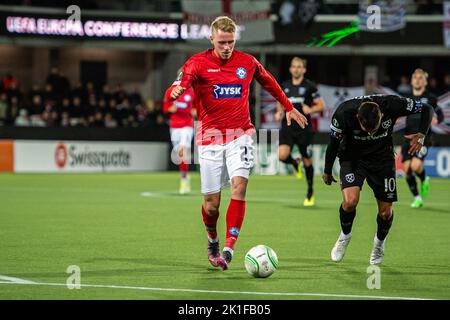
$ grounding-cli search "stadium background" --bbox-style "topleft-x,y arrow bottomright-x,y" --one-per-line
0,0 -> 450,301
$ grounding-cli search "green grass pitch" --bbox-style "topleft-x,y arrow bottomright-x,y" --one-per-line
0,172 -> 449,300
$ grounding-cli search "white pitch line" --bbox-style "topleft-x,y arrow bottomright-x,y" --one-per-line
0,280 -> 434,300
0,275 -> 36,284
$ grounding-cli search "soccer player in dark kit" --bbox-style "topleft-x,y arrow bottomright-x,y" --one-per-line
275,57 -> 326,206
322,94 -> 433,265
402,69 -> 444,208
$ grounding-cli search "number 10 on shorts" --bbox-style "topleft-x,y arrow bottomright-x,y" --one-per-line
384,178 -> 396,192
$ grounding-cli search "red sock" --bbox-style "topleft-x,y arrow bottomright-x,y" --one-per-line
201,206 -> 218,241
225,199 -> 246,251
180,161 -> 188,179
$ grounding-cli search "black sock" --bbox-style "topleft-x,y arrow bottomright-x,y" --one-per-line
304,165 -> 314,199
340,204 -> 356,235
281,155 -> 298,170
417,169 -> 426,182
376,212 -> 394,241
406,173 -> 419,197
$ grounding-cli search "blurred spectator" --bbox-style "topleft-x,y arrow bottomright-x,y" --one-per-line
2,73 -> 17,91
100,84 -> 112,101
7,81 -> 21,101
114,83 -> 127,103
108,98 -> 118,122
428,77 -> 441,96
14,109 -> 30,127
397,75 -> 412,95
91,111 -> 105,127
443,74 -> 450,95
129,87 -> 142,107
97,98 -> 108,115
0,71 -> 167,129
116,98 -> 137,127
72,82 -> 87,102
46,67 -> 71,99
7,96 -> 20,124
28,94 -> 44,116
0,93 -> 8,125
135,103 -> 150,127
69,96 -> 87,126
104,113 -> 118,128
60,111 -> 70,127
86,81 -> 97,102
42,83 -> 57,107
41,102 -> 59,127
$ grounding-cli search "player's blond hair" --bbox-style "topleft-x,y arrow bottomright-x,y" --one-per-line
413,68 -> 429,79
211,16 -> 237,35
291,57 -> 307,68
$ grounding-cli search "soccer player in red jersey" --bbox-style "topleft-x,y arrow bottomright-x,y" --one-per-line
168,16 -> 307,270
163,85 -> 197,194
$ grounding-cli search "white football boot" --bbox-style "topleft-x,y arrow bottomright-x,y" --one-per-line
331,232 -> 351,262
370,235 -> 385,265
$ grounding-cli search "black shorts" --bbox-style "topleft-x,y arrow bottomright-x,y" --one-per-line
401,140 -> 429,162
339,159 -> 398,203
279,126 -> 313,158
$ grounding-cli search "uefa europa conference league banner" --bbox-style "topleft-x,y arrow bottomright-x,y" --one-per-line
13,140 -> 168,173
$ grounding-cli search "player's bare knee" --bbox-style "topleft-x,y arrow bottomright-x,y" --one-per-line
204,202 -> 219,216
379,205 -> 393,220
411,162 -> 422,173
303,157 -> 312,167
278,151 -> 288,161
342,196 -> 359,212
204,195 -> 220,216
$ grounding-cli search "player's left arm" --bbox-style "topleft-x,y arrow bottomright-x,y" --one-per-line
305,85 -> 325,114
390,96 -> 433,155
309,97 -> 326,114
253,58 -> 307,128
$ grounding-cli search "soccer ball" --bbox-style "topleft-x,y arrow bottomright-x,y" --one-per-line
244,245 -> 278,278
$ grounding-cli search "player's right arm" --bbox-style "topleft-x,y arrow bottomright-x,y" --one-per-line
323,106 -> 344,185
167,59 -> 198,101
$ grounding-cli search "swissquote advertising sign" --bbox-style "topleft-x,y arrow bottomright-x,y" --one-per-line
13,140 -> 168,173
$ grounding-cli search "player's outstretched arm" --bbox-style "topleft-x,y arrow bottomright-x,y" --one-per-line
253,58 -> 307,128
286,108 -> 308,128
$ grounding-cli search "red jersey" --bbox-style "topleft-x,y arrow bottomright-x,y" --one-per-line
163,87 -> 196,128
169,49 -> 294,145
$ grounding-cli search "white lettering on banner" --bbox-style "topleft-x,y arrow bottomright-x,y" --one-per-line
68,145 -> 130,169
13,140 -> 168,173
437,149 -> 450,177
6,16 -> 181,39
181,0 -> 273,43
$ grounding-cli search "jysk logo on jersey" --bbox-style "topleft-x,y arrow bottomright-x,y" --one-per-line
236,67 -> 247,79
213,84 -> 243,98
